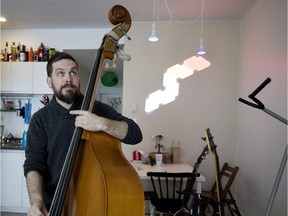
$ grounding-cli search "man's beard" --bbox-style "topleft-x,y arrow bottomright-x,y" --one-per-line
52,83 -> 81,104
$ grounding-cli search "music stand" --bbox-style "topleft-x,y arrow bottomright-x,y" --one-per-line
239,77 -> 287,216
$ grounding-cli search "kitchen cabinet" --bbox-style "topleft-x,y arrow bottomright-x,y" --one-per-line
22,153 -> 30,208
0,150 -> 29,213
11,62 -> 33,92
33,62 -> 52,93
0,62 -> 52,94
1,63 -> 11,91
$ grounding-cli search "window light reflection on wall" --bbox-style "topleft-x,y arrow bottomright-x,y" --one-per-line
145,55 -> 211,114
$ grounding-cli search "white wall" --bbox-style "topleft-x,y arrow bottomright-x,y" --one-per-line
122,20 -> 240,190
237,0 -> 287,215
1,28 -> 110,51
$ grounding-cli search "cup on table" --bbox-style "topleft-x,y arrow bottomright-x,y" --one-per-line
155,153 -> 163,166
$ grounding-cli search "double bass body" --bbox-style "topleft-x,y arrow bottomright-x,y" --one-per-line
64,132 -> 144,215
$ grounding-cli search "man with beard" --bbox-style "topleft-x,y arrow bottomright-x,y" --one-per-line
23,52 -> 143,216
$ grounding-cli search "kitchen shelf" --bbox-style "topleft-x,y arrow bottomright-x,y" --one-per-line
1,93 -> 33,98
0,109 -> 21,112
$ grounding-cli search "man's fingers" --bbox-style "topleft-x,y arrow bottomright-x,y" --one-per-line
69,110 -> 85,115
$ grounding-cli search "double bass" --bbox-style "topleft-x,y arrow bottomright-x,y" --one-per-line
49,5 -> 144,216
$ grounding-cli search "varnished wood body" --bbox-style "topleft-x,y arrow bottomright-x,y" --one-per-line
63,131 -> 145,215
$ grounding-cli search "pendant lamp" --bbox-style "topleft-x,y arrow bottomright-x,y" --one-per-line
101,70 -> 118,87
149,0 -> 159,42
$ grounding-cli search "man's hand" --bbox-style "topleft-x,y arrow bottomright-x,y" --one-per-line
69,110 -> 106,131
28,200 -> 48,216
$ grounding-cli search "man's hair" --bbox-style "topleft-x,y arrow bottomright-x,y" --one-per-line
46,52 -> 78,77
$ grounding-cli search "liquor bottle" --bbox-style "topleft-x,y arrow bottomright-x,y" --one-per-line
4,42 -> 9,62
38,42 -> 45,62
0,50 -> 4,62
43,47 -> 49,61
16,42 -> 21,61
10,42 -> 17,62
4,49 -> 9,62
28,47 -> 34,62
49,48 -> 56,60
20,45 -> 26,62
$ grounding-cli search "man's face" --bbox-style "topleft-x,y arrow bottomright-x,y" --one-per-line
47,59 -> 81,104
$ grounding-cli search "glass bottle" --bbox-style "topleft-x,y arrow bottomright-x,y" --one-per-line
16,42 -> 21,61
4,42 -> 9,62
10,42 -> 17,62
38,42 -> 45,62
20,45 -> 26,62
49,48 -> 56,60
0,50 -> 4,62
28,47 -> 34,62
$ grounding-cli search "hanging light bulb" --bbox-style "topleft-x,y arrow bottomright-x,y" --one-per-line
149,0 -> 159,42
197,34 -> 206,55
149,21 -> 159,42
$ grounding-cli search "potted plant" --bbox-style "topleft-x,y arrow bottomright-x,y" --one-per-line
154,134 -> 164,153
149,135 -> 170,164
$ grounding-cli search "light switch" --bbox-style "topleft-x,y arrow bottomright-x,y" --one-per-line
131,104 -> 138,113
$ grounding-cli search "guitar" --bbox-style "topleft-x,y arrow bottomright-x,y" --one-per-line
174,141 -> 209,215
204,128 -> 224,216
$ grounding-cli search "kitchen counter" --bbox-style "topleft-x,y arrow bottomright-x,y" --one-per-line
1,149 -> 30,212
1,145 -> 25,150
1,143 -> 25,150
1,137 -> 24,150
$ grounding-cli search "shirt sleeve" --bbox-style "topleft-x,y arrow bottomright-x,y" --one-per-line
23,113 -> 48,177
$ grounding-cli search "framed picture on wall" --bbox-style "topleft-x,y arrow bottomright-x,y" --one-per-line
100,93 -> 122,113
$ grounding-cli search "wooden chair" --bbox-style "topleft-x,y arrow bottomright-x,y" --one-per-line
201,162 -> 241,216
147,172 -> 191,216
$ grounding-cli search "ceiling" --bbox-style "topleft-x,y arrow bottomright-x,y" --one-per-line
1,0 -> 258,29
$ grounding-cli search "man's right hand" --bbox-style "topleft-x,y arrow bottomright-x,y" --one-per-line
28,200 -> 48,216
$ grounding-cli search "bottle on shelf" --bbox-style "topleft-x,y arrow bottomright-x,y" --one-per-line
19,44 -> 27,62
4,49 -> 9,62
43,47 -> 49,61
0,50 -> 4,62
16,42 -> 21,61
10,42 -> 17,62
37,42 -> 45,62
22,131 -> 27,148
4,42 -> 9,62
49,48 -> 56,60
3,42 -> 9,62
28,47 -> 34,62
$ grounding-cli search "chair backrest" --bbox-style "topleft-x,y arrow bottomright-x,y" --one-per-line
147,172 -> 191,200
210,162 -> 239,199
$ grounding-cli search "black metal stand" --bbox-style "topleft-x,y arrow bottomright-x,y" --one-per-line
239,77 -> 287,216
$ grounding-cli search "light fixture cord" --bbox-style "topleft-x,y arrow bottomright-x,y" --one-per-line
153,0 -> 156,21
200,0 -> 205,37
156,0 -> 203,26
